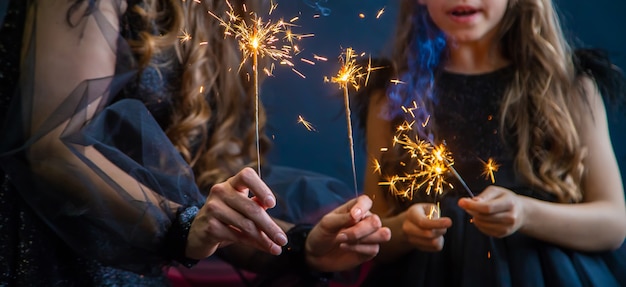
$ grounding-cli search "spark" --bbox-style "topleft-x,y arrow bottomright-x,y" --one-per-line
178,30 -> 192,43
427,202 -> 440,219
376,7 -> 385,19
313,54 -> 327,61
373,159 -> 382,175
365,55 -> 386,87
291,68 -> 306,78
380,104 -> 475,201
300,58 -> 315,65
297,115 -> 317,131
390,79 -> 406,85
359,13 -> 365,19
480,157 -> 500,183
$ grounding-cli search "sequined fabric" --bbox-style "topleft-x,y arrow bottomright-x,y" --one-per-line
432,66 -> 519,194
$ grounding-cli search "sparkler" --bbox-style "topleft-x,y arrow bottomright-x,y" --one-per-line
378,132 -> 454,201
209,1 -> 308,177
328,48 -> 366,196
297,115 -> 317,132
379,101 -> 476,202
480,157 -> 500,184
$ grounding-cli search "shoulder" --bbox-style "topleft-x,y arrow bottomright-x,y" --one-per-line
573,49 -> 626,112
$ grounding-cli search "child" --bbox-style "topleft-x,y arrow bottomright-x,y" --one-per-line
359,0 -> 626,285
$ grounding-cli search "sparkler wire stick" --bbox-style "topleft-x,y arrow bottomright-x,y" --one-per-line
343,84 -> 358,197
445,159 -> 474,197
329,48 -> 364,197
253,52 -> 261,178
210,2 -> 308,178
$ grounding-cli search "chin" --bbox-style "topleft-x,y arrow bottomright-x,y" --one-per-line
447,32 -> 487,44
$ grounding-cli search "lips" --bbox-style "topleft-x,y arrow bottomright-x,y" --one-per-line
447,5 -> 481,23
448,6 -> 480,17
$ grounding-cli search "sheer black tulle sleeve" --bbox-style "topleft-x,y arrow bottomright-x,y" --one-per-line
0,0 -> 204,274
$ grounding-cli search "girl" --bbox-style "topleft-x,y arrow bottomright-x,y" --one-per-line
0,0 -> 390,285
359,0 -> 626,285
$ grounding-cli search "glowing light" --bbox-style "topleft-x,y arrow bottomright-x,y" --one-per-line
480,157 -> 500,183
209,1 -> 309,177
297,115 -> 317,131
178,30 -> 192,43
376,7 -> 385,19
379,103 -> 475,201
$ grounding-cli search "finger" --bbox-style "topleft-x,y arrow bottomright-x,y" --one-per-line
338,215 -> 384,243
476,185 -> 503,201
472,210 -> 516,226
206,191 -> 287,247
318,196 -> 372,234
227,167 -> 276,209
404,221 -> 448,239
206,199 -> 283,249
346,195 -> 373,221
338,242 -> 380,258
459,196 -> 512,215
418,217 -> 453,230
341,227 -> 391,244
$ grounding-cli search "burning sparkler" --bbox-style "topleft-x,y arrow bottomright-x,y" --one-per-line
480,157 -> 500,184
327,48 -> 366,196
209,1 -> 308,177
378,102 -> 475,202
378,132 -> 454,201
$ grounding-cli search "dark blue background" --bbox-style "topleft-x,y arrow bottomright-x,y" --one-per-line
263,0 -> 625,191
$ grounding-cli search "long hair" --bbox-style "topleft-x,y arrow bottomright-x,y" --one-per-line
70,0 -> 269,191
389,0 -> 587,203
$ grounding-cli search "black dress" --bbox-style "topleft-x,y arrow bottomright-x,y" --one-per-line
362,66 -> 626,287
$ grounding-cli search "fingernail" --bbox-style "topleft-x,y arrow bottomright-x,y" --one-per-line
337,233 -> 348,242
264,196 -> 276,207
270,244 -> 282,255
352,208 -> 362,219
275,233 -> 288,246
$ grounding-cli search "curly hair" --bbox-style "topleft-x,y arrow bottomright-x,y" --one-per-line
388,0 -> 588,203
70,0 -> 270,192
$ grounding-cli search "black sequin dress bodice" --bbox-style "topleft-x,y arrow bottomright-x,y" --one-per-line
432,66 -> 519,194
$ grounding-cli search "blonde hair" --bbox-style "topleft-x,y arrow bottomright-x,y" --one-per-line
389,0 -> 588,203
127,0 -> 269,191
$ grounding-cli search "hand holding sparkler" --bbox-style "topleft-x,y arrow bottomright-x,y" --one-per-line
403,203 -> 452,252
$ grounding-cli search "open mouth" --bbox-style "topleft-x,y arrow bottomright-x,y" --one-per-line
449,7 -> 479,17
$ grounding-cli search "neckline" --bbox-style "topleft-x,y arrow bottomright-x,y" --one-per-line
440,65 -> 514,79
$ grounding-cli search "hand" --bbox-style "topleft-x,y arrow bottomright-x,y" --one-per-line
185,167 -> 287,259
402,203 -> 452,252
304,195 -> 391,273
458,185 -> 526,238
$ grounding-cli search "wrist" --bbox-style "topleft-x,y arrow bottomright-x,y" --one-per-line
284,223 -> 334,281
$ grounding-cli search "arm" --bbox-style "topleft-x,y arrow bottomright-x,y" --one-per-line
459,77 -> 626,251
10,0 -> 285,271
363,90 -> 451,263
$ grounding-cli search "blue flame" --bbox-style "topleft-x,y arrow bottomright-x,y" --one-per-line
389,5 -> 446,138
302,0 -> 332,16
